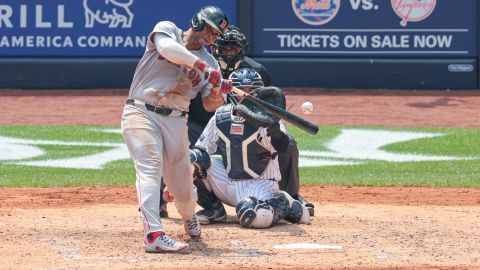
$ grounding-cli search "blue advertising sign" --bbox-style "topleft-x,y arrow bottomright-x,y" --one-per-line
0,0 -> 236,56
252,0 -> 477,57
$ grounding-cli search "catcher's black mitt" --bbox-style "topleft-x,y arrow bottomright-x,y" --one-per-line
236,86 -> 286,128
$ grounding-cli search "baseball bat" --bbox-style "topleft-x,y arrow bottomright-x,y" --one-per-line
231,87 -> 319,135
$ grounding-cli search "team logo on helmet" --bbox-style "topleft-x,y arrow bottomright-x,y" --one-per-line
392,0 -> 436,27
218,19 -> 228,31
291,0 -> 340,26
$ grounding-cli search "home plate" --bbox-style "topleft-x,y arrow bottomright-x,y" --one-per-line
273,243 -> 343,250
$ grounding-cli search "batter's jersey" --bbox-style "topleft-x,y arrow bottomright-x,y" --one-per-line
128,21 -> 220,111
195,106 -> 283,182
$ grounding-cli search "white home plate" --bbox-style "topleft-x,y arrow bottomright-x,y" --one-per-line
273,243 -> 342,250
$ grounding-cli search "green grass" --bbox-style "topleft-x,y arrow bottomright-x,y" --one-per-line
288,125 -> 480,188
0,126 -> 135,187
0,125 -> 479,188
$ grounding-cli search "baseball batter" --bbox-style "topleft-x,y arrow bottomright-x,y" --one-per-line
121,6 -> 231,253
193,68 -> 311,229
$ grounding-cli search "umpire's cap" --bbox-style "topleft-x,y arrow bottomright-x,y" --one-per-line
191,6 -> 229,36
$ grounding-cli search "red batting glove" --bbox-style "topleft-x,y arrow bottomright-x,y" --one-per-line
219,79 -> 232,94
205,67 -> 222,86
193,59 -> 222,85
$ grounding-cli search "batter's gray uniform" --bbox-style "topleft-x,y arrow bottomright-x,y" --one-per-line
121,21 -> 220,236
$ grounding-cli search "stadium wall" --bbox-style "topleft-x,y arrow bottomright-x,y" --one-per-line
0,0 -> 478,89
0,0 -> 237,89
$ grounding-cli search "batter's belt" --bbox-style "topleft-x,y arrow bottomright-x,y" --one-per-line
126,99 -> 187,117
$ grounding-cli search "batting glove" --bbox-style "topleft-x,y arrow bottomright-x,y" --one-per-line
193,59 -> 222,86
205,67 -> 222,86
219,79 -> 232,94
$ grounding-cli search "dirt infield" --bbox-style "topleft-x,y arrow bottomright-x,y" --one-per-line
0,89 -> 480,270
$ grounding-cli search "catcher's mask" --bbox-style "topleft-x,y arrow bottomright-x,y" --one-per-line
191,6 -> 229,37
227,67 -> 264,102
229,68 -> 263,91
212,26 -> 248,74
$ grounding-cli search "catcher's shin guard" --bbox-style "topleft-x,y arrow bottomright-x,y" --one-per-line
265,192 -> 291,223
235,197 -> 258,228
235,197 -> 274,229
266,191 -> 310,224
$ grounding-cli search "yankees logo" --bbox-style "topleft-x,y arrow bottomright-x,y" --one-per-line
391,0 -> 437,27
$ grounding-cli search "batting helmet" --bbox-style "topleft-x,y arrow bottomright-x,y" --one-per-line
191,6 -> 229,35
229,67 -> 264,90
212,26 -> 248,73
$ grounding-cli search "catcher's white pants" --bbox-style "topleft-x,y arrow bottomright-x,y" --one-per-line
204,157 -> 279,207
121,104 -> 196,235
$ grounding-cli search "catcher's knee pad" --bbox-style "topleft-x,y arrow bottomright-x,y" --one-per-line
265,192 -> 290,219
235,197 -> 274,229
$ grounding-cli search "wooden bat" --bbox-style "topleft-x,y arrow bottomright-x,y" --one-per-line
231,87 -> 319,135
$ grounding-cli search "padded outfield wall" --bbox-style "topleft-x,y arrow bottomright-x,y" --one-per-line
0,0 -> 478,89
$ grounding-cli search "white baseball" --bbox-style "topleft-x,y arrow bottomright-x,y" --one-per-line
301,101 -> 313,115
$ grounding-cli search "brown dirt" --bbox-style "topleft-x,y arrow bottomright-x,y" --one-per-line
0,89 -> 479,270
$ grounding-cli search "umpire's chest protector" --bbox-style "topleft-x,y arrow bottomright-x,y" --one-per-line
216,105 -> 272,179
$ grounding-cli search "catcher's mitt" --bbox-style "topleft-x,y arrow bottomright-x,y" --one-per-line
236,86 -> 286,128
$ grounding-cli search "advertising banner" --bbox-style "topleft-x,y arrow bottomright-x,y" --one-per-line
0,0 -> 236,56
252,0 -> 477,57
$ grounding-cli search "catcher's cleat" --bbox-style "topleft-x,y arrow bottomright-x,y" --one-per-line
159,202 -> 169,218
184,214 -> 201,240
196,204 -> 227,225
292,194 -> 315,217
143,231 -> 189,253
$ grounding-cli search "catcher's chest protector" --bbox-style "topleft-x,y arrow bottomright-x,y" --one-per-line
216,105 -> 273,179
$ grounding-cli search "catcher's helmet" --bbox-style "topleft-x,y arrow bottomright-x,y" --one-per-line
212,26 -> 248,73
229,68 -> 264,91
191,6 -> 229,35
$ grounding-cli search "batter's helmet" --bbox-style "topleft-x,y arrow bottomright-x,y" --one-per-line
212,26 -> 248,73
191,6 -> 229,35
229,67 -> 264,90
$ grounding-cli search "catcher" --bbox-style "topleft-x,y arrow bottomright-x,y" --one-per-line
190,67 -> 311,228
160,26 -> 314,220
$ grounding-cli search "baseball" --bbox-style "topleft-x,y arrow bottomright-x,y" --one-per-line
301,101 -> 313,114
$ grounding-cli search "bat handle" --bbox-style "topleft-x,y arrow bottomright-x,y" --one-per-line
230,87 -> 248,97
